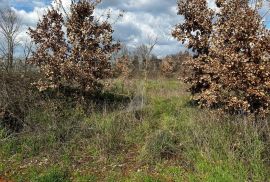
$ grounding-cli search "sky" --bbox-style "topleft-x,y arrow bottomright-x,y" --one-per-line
0,0 -> 269,57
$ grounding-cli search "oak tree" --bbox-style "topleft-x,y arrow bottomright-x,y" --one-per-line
28,0 -> 120,92
173,0 -> 270,117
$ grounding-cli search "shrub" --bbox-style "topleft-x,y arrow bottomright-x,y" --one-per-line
113,55 -> 133,79
161,52 -> 190,78
160,57 -> 175,78
28,0 -> 120,92
173,0 -> 270,118
0,71 -> 39,133
172,0 -> 214,93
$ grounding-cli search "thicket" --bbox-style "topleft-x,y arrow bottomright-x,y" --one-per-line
161,51 -> 190,78
173,0 -> 270,118
112,48 -> 189,80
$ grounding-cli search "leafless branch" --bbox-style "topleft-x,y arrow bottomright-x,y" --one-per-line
0,7 -> 21,71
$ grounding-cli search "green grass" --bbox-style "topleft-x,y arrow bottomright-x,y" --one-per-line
0,79 -> 269,181
32,167 -> 70,182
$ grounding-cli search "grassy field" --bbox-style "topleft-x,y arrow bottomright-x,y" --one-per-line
0,78 -> 269,181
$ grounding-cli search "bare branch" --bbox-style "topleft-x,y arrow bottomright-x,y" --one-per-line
0,7 -> 21,71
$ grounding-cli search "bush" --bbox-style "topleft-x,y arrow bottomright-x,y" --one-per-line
113,55 -> 133,79
173,0 -> 270,118
160,57 -> 175,78
0,71 -> 39,133
28,0 -> 120,93
160,51 -> 190,78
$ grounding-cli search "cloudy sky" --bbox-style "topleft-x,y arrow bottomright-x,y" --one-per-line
0,0 -> 270,57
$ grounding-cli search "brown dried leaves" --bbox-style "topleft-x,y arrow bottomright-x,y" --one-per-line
28,0 -> 120,92
173,0 -> 270,117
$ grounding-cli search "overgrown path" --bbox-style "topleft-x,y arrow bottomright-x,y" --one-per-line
0,79 -> 269,181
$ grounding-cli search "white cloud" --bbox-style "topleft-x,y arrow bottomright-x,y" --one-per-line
7,0 -> 270,57
9,0 -> 185,57
14,7 -> 47,26
97,0 -> 184,57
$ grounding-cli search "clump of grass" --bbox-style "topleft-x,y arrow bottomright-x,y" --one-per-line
140,129 -> 181,164
0,128 -> 8,140
74,174 -> 97,182
33,167 -> 70,182
178,113 -> 270,181
127,171 -> 163,182
89,114 -> 126,155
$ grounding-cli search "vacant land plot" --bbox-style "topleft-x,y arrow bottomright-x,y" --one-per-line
0,79 -> 269,181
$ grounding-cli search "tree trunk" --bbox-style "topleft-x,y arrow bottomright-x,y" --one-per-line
7,36 -> 13,71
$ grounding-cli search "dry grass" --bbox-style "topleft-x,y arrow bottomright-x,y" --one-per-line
0,73 -> 269,181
